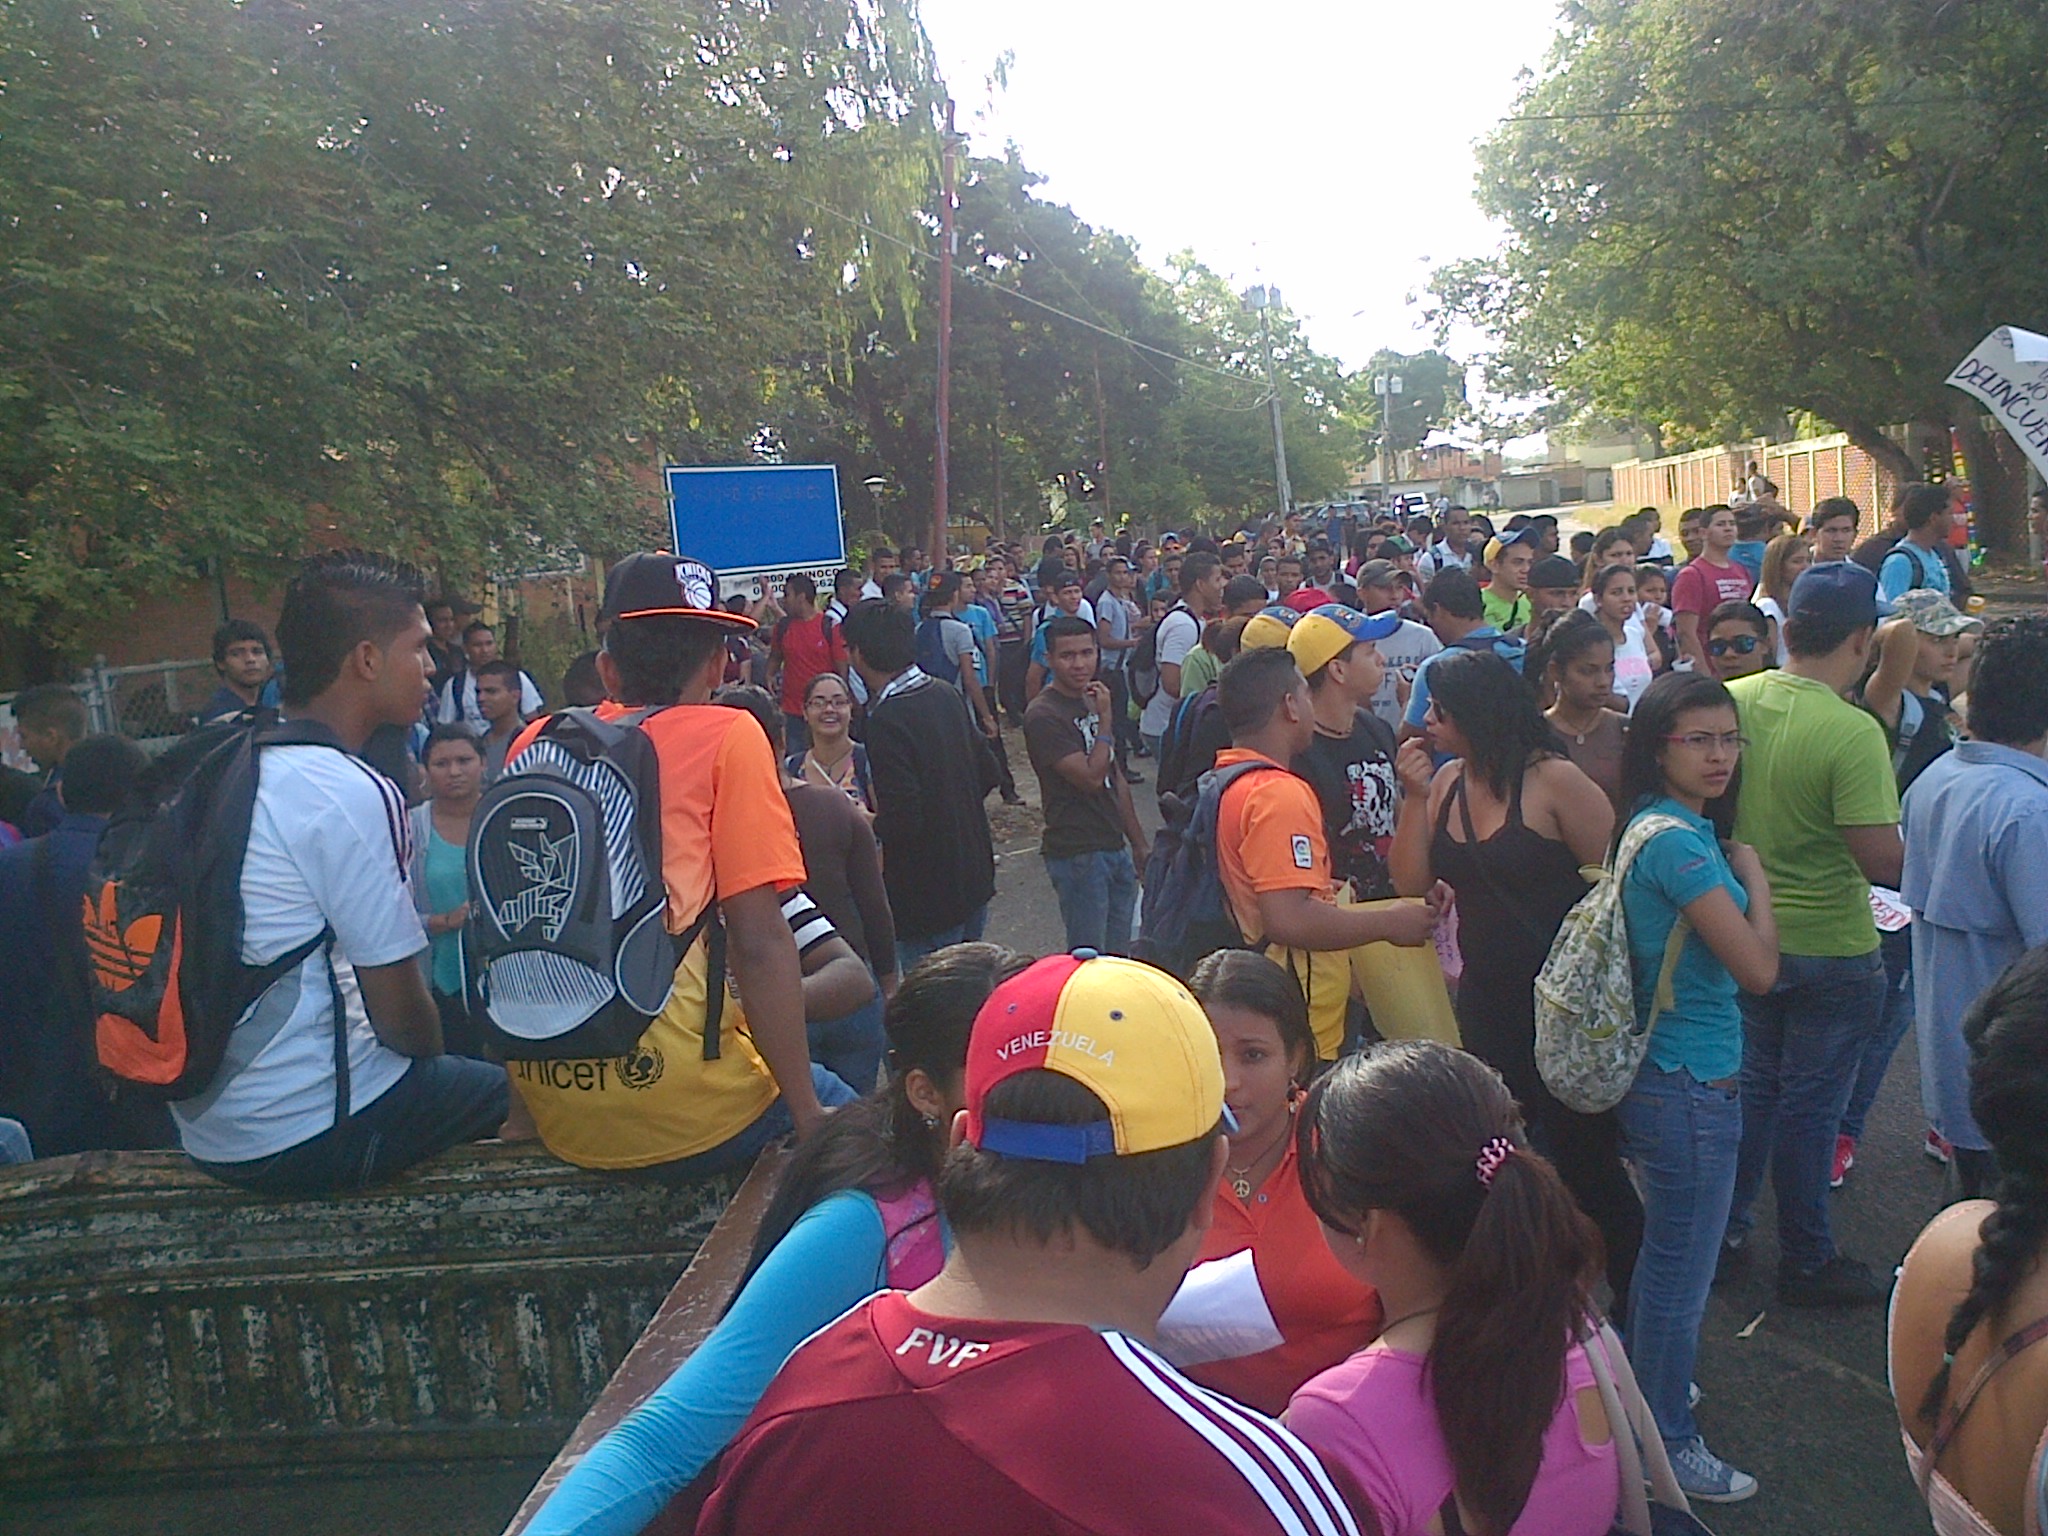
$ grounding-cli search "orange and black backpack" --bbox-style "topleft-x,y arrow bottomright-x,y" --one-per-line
84,716 -> 348,1102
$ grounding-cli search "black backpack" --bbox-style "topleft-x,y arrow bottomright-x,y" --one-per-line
88,717 -> 352,1106
1136,759 -> 1282,979
467,708 -> 724,1061
1156,682 -> 1221,801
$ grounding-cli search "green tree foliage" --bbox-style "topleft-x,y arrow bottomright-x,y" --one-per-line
0,0 -> 938,668
1432,0 -> 2048,545
1362,349 -> 1467,453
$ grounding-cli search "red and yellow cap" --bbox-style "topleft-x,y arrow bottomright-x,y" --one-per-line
963,953 -> 1231,1163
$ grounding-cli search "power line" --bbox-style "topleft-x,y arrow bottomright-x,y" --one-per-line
801,194 -> 1277,394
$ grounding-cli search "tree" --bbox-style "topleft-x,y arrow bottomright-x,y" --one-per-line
1432,0 -> 2048,546
0,0 -> 939,674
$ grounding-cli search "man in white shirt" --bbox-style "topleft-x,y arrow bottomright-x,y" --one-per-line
439,620 -> 542,731
1138,551 -> 1225,756
181,553 -> 510,1197
1415,507 -> 1475,583
1354,560 -> 1441,730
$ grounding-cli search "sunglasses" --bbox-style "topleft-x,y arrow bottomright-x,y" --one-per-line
1708,634 -> 1761,657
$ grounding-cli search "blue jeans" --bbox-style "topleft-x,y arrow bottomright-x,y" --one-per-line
809,985 -> 886,1096
635,1063 -> 860,1184
1617,1065 -> 1742,1448
896,905 -> 989,979
1726,949 -> 1885,1272
0,1116 -> 30,1164
1043,846 -> 1139,955
194,1055 -> 510,1198
1841,925 -> 1912,1143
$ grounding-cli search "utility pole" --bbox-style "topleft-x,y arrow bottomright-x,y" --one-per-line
933,99 -> 958,567
1092,342 -> 1112,527
1244,285 -> 1292,519
1375,371 -> 1404,494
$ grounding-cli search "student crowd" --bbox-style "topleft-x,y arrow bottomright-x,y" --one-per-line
1,476 -> 2046,1536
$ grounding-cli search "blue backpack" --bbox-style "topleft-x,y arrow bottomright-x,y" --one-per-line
1137,759 -> 1282,979
914,615 -> 960,686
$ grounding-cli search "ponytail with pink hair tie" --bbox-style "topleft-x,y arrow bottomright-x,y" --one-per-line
1474,1136 -> 1516,1190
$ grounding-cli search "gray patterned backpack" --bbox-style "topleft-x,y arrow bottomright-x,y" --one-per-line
1534,812 -> 1692,1114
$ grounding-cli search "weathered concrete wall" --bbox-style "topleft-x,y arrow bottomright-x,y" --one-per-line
0,1146 -> 739,1483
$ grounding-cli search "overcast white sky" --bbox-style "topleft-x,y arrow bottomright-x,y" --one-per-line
914,0 -> 1564,376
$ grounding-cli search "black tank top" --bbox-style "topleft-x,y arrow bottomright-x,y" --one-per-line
1430,765 -> 1589,994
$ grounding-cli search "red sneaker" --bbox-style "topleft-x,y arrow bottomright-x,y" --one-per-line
1830,1135 -> 1856,1190
1925,1128 -> 1954,1165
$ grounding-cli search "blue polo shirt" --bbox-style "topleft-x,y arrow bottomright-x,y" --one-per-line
1621,797 -> 1748,1083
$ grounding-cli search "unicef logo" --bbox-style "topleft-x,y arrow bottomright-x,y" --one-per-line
618,1043 -> 665,1090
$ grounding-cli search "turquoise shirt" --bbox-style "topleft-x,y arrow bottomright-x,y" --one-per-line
424,827 -> 468,996
1621,797 -> 1748,1083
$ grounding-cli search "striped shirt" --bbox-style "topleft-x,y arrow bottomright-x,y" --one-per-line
696,1290 -> 1358,1536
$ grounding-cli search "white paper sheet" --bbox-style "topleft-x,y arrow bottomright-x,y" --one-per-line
1870,885 -> 1911,934
1153,1248 -> 1285,1367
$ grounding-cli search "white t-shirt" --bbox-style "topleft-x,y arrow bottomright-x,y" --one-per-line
1368,618 -> 1442,730
172,745 -> 424,1164
1754,595 -> 1791,666
1141,606 -> 1203,736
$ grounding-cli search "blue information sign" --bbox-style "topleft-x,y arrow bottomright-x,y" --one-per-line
665,464 -> 846,585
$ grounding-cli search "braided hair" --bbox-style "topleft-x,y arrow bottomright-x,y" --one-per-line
1918,943 -> 2048,1425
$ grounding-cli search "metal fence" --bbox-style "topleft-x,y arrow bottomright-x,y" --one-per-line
0,657 -> 218,766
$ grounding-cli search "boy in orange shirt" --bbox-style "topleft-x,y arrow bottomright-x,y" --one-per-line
502,553 -> 855,1176
1210,646 -> 1445,1057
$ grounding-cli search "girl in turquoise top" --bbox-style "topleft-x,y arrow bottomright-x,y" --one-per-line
407,724 -> 487,1058
525,943 -> 1028,1536
1613,672 -> 1779,1504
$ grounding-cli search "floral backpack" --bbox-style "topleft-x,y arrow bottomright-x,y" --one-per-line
1533,812 -> 1693,1115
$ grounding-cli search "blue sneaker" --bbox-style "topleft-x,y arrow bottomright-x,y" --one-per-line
1667,1438 -> 1758,1503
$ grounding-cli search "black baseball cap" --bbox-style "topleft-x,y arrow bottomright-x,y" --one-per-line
600,552 -> 755,629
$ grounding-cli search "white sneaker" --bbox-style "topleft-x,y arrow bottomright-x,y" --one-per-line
1667,1438 -> 1759,1503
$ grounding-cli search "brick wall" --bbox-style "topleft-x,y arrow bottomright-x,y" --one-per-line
1612,433 -> 1905,540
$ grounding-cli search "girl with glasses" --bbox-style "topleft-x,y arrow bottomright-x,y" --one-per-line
790,671 -> 874,814
1704,601 -> 1772,682
1610,671 -> 1780,1502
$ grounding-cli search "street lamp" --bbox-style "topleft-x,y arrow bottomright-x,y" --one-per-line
1374,373 -> 1403,493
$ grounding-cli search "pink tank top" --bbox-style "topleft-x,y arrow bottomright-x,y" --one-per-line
1287,1342 -> 1619,1536
873,1180 -> 944,1290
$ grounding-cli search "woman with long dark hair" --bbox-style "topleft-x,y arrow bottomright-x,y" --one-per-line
1168,952 -> 1382,1413
1389,649 -> 1641,1306
524,944 -> 1028,1536
1531,611 -> 1625,810
1289,1040 -> 1619,1535
1893,943 -> 2048,1536
1611,671 -> 1778,1503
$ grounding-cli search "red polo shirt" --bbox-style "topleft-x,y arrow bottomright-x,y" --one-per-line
694,1291 -> 1360,1536
1187,1138 -> 1384,1415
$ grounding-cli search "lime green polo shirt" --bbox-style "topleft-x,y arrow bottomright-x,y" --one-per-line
1729,669 -> 1900,956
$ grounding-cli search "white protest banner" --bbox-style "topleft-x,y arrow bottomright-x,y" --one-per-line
1947,327 -> 2048,481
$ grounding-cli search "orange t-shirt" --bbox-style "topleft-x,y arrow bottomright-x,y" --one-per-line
503,702 -> 809,1168
1187,1137 -> 1383,1414
1213,748 -> 1336,943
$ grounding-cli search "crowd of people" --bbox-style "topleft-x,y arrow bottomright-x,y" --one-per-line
2,476 -> 2047,1535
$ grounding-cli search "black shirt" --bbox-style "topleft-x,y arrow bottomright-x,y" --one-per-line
1024,687 -> 1125,859
863,674 -> 997,941
1292,709 -> 1400,900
